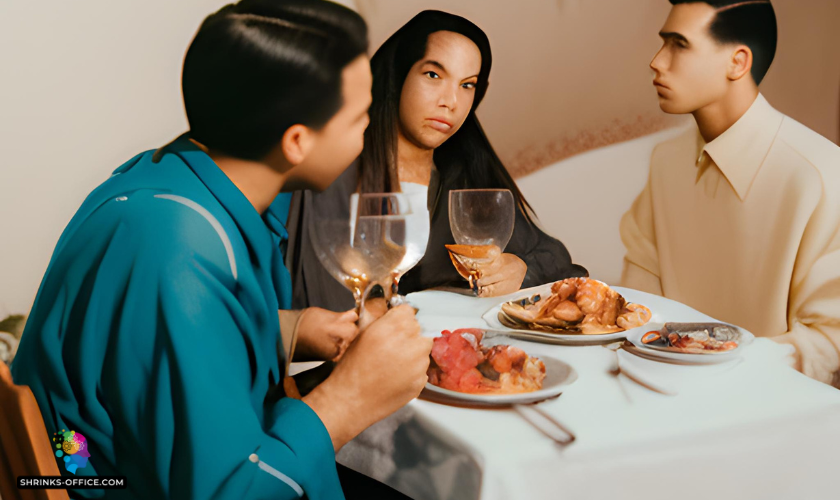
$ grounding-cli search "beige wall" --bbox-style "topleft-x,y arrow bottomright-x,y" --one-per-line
0,0 -> 230,316
760,0 -> 840,146
357,0 -> 840,176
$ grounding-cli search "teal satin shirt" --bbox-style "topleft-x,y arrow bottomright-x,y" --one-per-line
12,136 -> 343,499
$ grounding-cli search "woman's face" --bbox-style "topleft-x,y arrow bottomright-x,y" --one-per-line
398,30 -> 482,151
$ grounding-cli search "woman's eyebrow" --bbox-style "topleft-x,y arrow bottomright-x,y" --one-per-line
422,60 -> 447,73
422,60 -> 478,80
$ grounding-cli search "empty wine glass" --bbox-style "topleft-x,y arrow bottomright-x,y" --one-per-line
353,190 -> 430,306
310,193 -> 408,315
448,189 -> 515,294
353,192 -> 426,307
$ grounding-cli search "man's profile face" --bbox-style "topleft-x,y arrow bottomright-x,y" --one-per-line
284,55 -> 372,192
650,3 -> 733,115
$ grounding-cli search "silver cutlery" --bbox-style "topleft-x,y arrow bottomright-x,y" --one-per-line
605,342 -> 678,396
512,403 -> 576,446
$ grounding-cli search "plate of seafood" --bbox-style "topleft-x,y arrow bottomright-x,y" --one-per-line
624,322 -> 755,364
481,278 -> 658,345
423,328 -> 577,406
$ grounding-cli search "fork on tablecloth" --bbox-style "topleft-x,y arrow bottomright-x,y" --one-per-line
512,403 -> 576,446
604,342 -> 678,396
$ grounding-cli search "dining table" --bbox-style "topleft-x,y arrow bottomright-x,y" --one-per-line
320,285 -> 840,500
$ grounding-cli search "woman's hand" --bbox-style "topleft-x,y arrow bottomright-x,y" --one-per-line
293,307 -> 359,362
475,253 -> 527,297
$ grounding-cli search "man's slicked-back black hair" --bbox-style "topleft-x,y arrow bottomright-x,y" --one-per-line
182,0 -> 368,160
669,0 -> 777,85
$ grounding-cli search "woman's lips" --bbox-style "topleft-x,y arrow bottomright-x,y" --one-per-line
426,118 -> 452,132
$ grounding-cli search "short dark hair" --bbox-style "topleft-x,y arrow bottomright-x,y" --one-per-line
182,0 -> 368,160
669,0 -> 777,85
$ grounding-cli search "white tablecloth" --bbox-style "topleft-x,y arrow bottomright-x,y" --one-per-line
336,288 -> 840,500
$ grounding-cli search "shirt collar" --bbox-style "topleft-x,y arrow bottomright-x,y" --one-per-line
266,193 -> 292,242
161,133 -> 284,252
697,93 -> 784,201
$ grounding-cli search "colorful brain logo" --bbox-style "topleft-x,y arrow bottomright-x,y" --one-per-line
53,430 -> 90,474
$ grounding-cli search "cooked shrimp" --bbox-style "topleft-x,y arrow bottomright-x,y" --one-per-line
486,345 -> 528,373
552,300 -> 584,322
617,303 -> 652,330
575,279 -> 611,315
551,278 -> 581,301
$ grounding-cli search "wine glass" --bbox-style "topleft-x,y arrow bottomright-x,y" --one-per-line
352,192 -> 426,307
448,189 -> 515,294
310,193 -> 408,315
353,190 -> 430,305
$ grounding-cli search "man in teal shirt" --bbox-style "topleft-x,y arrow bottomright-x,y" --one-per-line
12,1 -> 432,498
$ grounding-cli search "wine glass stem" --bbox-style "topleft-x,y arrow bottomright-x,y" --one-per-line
352,286 -> 363,318
390,274 -> 405,307
468,270 -> 480,296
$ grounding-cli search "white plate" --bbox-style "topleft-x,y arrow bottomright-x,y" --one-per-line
422,354 -> 577,407
624,322 -> 755,364
481,283 -> 661,346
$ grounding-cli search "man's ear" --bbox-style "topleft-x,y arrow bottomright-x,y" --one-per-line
728,45 -> 753,82
281,124 -> 316,166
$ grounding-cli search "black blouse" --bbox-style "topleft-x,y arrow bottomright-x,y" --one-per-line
285,164 -> 587,312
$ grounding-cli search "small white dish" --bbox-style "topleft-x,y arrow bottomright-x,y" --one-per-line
624,322 -> 755,365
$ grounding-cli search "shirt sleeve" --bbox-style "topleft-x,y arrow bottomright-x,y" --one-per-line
107,200 -> 344,500
619,166 -> 663,296
772,229 -> 840,387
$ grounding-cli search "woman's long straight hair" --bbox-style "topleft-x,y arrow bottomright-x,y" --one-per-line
357,10 -> 534,220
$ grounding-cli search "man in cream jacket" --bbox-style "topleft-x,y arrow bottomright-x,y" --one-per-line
621,0 -> 840,386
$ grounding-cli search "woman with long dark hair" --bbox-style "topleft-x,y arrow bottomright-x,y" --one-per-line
284,10 -> 586,311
